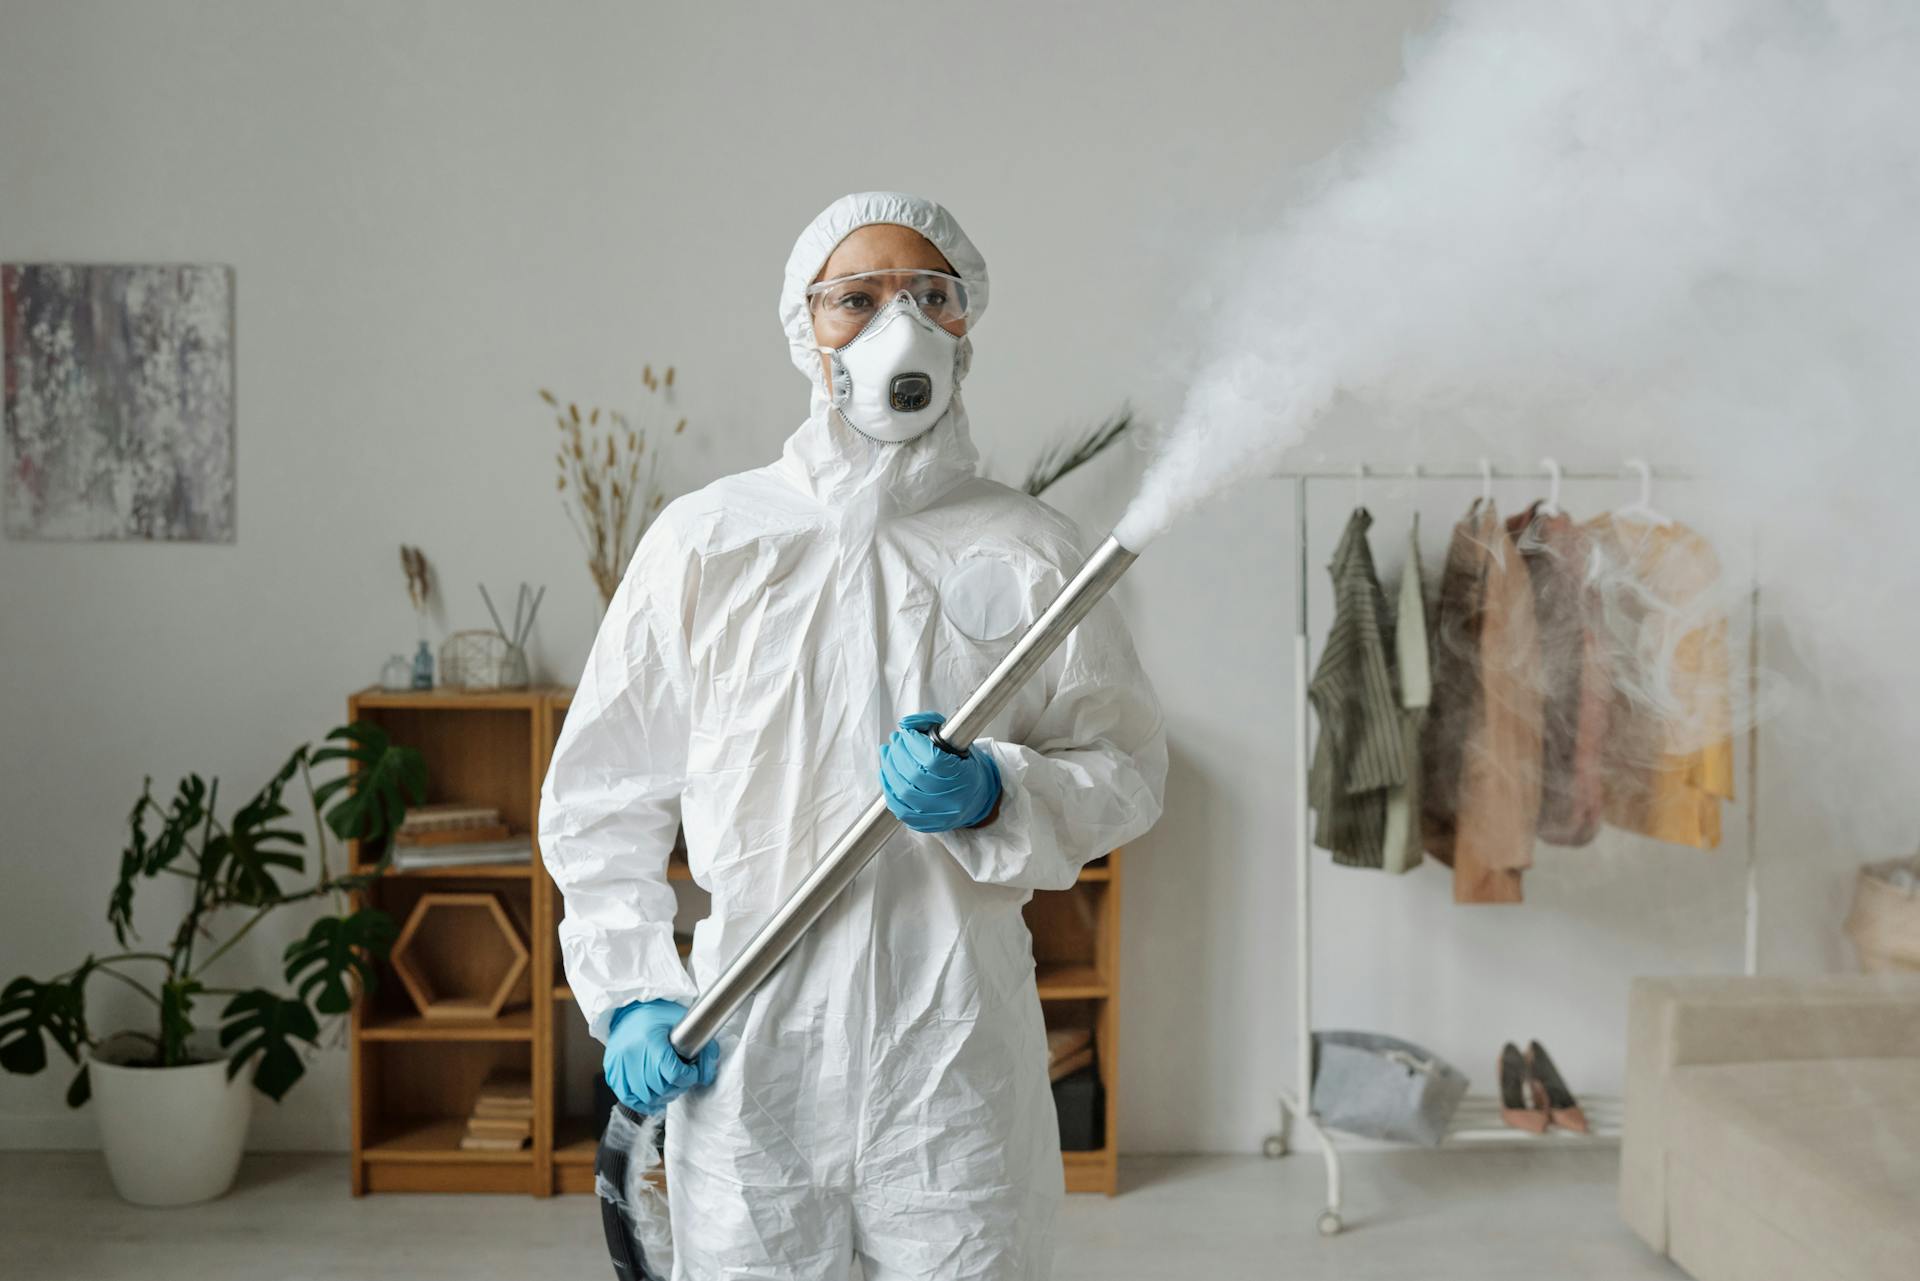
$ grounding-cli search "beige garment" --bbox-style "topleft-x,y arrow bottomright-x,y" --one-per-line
1422,501 -> 1543,904
1380,518 -> 1430,874
1508,502 -> 1610,846
1585,514 -> 1735,849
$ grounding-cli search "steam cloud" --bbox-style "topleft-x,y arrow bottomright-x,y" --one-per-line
1117,0 -> 1920,849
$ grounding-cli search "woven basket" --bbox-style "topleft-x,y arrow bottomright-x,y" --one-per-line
1844,858 -> 1920,974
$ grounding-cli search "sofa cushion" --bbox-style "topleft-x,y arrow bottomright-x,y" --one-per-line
1667,1057 -> 1920,1281
1667,1159 -> 1834,1281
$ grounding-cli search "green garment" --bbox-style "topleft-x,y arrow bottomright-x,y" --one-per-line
1307,508 -> 1407,868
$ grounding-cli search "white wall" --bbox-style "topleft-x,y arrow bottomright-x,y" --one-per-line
1,0 -> 1852,1157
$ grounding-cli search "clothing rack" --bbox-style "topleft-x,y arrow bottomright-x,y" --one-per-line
1264,463 -> 1762,1237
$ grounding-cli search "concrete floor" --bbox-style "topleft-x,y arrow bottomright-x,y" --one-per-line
0,1148 -> 1685,1280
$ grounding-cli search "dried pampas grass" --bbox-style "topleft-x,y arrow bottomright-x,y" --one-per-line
540,370 -> 688,609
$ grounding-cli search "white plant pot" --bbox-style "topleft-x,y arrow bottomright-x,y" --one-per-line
84,1031 -> 254,1207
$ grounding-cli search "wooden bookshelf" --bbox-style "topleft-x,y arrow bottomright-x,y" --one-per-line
345,685 -> 564,1197
1030,851 -> 1124,1194
349,684 -> 1123,1197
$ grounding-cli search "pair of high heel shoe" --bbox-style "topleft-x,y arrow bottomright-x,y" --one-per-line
1498,1041 -> 1587,1134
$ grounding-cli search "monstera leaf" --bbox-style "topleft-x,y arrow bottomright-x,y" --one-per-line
207,749 -> 307,906
2,968 -> 95,1104
109,775 -> 210,945
285,910 -> 396,1016
310,723 -> 427,844
219,990 -> 319,1102
106,845 -> 141,950
0,965 -> 92,1075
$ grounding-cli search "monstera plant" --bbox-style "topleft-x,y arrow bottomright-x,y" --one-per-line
0,722 -> 425,1205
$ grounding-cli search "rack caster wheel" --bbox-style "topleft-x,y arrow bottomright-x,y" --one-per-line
1317,1210 -> 1343,1237
1262,1133 -> 1287,1159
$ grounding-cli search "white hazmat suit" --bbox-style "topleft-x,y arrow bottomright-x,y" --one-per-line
538,191 -> 1168,1279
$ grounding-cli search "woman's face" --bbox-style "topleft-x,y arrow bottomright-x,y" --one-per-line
810,224 -> 965,383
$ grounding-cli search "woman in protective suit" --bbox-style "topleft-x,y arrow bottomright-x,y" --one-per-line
539,191 -> 1167,1280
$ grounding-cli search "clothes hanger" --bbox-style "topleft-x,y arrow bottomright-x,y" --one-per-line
1618,458 -> 1674,526
1540,457 -> 1563,516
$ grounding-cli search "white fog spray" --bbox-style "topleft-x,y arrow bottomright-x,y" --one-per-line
1115,0 -> 1920,849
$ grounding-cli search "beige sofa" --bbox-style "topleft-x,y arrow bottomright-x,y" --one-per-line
1621,975 -> 1920,1281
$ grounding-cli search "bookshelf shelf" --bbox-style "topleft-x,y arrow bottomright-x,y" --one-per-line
364,1117 -> 530,1163
1036,964 -> 1110,1000
359,1009 -> 534,1042
553,1114 -> 600,1165
367,860 -> 535,880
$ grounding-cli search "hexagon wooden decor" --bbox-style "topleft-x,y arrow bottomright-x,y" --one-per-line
390,892 -> 531,1021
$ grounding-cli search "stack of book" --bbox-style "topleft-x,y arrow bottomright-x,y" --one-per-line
1047,1027 -> 1095,1082
459,1067 -> 533,1151
392,803 -> 529,870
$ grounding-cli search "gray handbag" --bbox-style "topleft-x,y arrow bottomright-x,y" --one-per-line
1310,1030 -> 1469,1146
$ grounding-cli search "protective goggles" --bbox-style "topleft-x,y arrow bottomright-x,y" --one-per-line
805,269 -> 972,346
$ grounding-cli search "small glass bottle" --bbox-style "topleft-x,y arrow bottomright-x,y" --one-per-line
411,639 -> 434,689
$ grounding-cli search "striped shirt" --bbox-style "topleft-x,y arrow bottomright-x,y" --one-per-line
1308,508 -> 1408,868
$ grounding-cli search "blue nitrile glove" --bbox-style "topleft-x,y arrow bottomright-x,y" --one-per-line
878,711 -> 1003,833
602,999 -> 720,1114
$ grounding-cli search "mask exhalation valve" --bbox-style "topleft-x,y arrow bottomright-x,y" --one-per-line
889,372 -> 933,412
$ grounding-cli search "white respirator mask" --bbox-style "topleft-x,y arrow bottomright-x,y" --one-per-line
819,292 -> 967,444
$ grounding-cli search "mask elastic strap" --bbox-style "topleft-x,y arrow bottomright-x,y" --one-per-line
816,345 -> 850,407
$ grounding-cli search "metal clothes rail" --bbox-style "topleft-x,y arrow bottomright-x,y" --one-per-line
1263,463 -> 1761,1237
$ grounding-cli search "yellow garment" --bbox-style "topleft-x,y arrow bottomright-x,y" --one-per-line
1584,514 -> 1735,849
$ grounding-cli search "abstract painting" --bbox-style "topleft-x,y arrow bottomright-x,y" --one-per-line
3,263 -> 235,541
